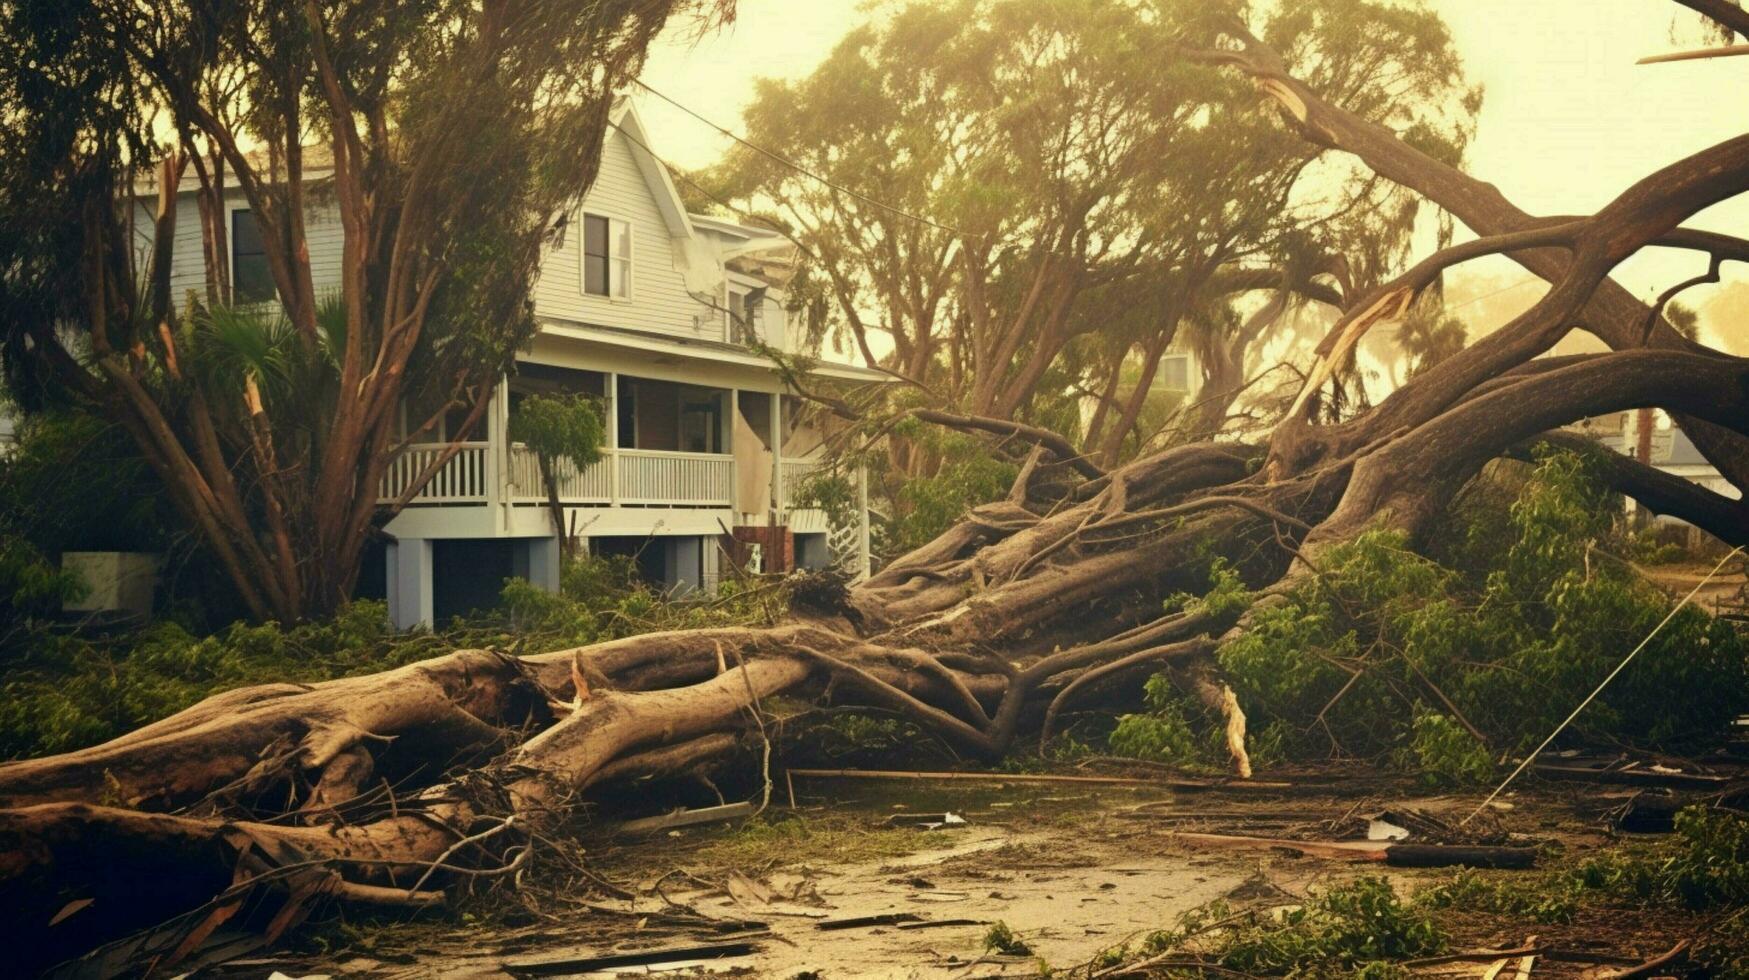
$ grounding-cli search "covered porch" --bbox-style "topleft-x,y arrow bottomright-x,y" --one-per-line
377,364 -> 839,520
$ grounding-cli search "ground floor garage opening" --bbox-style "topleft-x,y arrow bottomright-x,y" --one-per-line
588,534 -> 711,596
432,539 -> 517,621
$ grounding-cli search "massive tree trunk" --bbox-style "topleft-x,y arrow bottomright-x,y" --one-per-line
9,20 -> 1749,974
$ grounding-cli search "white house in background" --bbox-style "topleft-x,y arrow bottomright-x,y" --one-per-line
1074,349 -> 1201,440
152,103 -> 880,628
1600,411 -> 1743,507
1571,410 -> 1743,546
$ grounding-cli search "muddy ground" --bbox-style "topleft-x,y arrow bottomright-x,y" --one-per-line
197,765 -> 1735,980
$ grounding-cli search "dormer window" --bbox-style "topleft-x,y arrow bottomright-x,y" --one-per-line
582,213 -> 631,298
231,209 -> 276,305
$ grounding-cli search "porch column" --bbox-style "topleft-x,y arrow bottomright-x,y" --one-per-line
607,371 -> 620,505
387,538 -> 435,630
668,536 -> 704,596
486,373 -> 510,530
770,392 -> 784,514
525,536 -> 561,593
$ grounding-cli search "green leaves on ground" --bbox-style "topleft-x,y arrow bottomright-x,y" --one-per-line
1110,451 -> 1748,778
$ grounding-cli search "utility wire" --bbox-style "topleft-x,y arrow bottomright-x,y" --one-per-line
607,118 -> 767,226
630,78 -> 969,237
1461,544 -> 1746,825
1443,275 -> 1542,313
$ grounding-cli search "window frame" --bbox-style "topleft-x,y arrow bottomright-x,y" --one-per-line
580,211 -> 633,302
1156,352 -> 1195,394
227,205 -> 277,307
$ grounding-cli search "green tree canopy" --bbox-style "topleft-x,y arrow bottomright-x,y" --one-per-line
712,0 -> 1476,467
0,0 -> 719,620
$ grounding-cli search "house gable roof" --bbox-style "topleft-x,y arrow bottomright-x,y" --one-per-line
608,101 -> 695,241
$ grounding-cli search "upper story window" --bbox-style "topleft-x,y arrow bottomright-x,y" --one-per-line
1156,352 -> 1193,393
582,213 -> 631,298
231,209 -> 276,305
727,288 -> 749,340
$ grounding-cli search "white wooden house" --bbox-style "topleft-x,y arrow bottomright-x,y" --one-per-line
151,103 -> 878,627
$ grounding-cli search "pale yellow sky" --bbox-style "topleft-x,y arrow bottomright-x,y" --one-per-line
635,0 -> 1749,354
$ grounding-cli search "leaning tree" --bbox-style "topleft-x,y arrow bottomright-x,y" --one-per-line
711,0 -> 1470,472
0,0 -> 717,622
4,0 -> 1749,973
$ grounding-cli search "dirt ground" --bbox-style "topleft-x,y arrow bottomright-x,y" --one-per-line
204,768 -> 1733,980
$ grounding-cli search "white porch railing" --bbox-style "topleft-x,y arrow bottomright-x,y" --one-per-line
384,443 -> 736,509
379,442 -> 491,503
503,445 -> 732,507
779,457 -> 827,509
506,446 -> 614,504
616,448 -> 734,506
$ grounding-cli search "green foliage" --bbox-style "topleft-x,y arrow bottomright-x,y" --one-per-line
1153,878 -> 1444,977
1569,807 -> 1749,911
0,552 -> 779,761
1623,527 -> 1688,565
0,533 -> 86,622
509,393 -> 605,472
717,0 -> 1475,442
1164,559 -> 1252,621
884,420 -> 1018,555
0,409 -> 168,556
0,601 -> 405,758
1109,684 -> 1204,766
790,469 -> 859,542
1414,868 -> 1584,925
1206,451 -> 1747,768
504,550 -> 780,646
1417,808 -> 1749,929
1395,708 -> 1493,788
983,920 -> 1033,957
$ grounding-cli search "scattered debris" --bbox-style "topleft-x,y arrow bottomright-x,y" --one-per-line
617,800 -> 760,835
1366,816 -> 1410,841
815,912 -> 925,931
884,811 -> 969,829
1533,760 -> 1728,791
501,941 -> 761,977
1604,939 -> 1691,979
1165,831 -> 1537,868
785,767 -> 1323,793
896,918 -> 988,931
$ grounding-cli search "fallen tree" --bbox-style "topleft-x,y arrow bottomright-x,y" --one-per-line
8,20 -> 1749,980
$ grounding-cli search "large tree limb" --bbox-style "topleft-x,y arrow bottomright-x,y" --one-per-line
1193,25 -> 1749,496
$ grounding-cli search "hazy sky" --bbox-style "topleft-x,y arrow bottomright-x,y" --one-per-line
634,0 -> 1749,354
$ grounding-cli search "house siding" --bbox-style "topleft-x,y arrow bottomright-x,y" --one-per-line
149,190 -> 347,305
533,129 -> 724,342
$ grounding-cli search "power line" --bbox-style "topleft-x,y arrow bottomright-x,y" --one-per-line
605,117 -> 794,234
1444,275 -> 1542,312
627,82 -> 1556,326
1460,545 -> 1746,826
629,78 -> 968,238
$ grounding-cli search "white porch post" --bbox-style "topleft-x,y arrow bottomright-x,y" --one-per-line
525,537 -> 561,593
770,391 -> 783,515
486,373 -> 509,530
388,538 -> 435,630
607,371 -> 620,506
